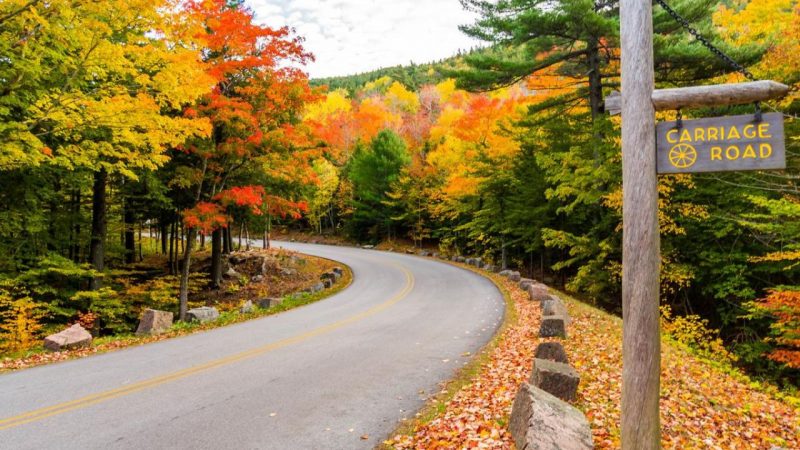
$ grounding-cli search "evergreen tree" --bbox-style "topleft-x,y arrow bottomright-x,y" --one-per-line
454,0 -> 760,117
346,130 -> 411,241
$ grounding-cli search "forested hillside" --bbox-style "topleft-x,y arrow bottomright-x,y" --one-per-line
304,0 -> 800,386
309,50 -> 476,93
0,0 -> 798,391
311,62 -> 445,93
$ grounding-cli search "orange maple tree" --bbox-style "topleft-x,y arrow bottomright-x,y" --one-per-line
182,202 -> 228,235
174,0 -> 315,318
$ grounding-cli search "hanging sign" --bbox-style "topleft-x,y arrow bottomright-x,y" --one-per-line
656,112 -> 785,174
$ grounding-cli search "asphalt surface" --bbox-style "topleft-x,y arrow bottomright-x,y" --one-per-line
0,242 -> 504,450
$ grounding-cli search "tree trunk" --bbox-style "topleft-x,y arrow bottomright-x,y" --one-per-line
168,221 -> 175,274
200,233 -> 205,250
587,35 -> 604,168
174,223 -> 181,274
210,228 -> 223,288
160,219 -> 168,255
89,169 -> 107,290
501,238 -> 507,270
178,227 -> 196,321
178,157 -> 207,319
222,226 -> 230,254
587,36 -> 604,122
178,159 -> 208,320
123,197 -> 136,264
238,222 -> 243,251
138,222 -> 143,261
71,189 -> 81,262
174,223 -> 180,274
529,251 -> 534,279
266,214 -> 271,249
540,252 -> 545,281
47,179 -> 60,252
244,222 -> 250,251
176,224 -> 181,257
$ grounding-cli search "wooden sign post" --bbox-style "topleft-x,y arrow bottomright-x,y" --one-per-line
618,3 -> 789,449
605,80 -> 790,115
619,0 -> 661,448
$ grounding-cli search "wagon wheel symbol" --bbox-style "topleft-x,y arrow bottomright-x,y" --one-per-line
668,143 -> 697,169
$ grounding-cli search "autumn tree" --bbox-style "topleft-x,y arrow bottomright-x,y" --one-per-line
0,0 -> 212,287
304,89 -> 357,162
176,0 -> 313,318
306,159 -> 340,234
346,130 -> 410,241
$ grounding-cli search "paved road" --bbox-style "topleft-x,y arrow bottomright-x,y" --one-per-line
0,243 -> 504,449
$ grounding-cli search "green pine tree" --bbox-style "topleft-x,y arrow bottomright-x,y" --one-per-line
346,130 -> 411,241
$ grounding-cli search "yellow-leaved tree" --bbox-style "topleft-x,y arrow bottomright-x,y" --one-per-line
306,159 -> 340,234
1,0 -> 213,286
715,0 -> 800,103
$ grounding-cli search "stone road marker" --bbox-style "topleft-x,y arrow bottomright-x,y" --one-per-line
534,341 -> 569,364
540,315 -> 567,338
509,383 -> 592,450
44,324 -> 92,351
186,306 -> 220,323
136,309 -> 173,335
531,358 -> 580,402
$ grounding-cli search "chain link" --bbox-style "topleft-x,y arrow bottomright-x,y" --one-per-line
655,0 -> 797,120
654,0 -> 756,82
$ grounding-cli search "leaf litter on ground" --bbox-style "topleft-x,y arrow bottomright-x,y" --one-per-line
387,268 -> 800,449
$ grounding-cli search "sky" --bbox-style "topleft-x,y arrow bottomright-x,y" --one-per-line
246,0 -> 482,79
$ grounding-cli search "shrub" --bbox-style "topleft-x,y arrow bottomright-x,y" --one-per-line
13,254 -> 99,323
743,290 -> 800,369
119,274 -> 207,314
0,281 -> 45,353
70,288 -> 127,334
661,305 -> 737,364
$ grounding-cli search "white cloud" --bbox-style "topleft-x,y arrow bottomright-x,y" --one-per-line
246,0 -> 481,78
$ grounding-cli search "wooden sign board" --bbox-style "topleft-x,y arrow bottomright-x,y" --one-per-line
656,112 -> 785,174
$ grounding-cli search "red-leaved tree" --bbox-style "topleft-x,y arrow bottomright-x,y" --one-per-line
175,0 -> 314,320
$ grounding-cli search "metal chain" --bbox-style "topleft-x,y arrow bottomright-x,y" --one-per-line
655,0 -> 799,121
654,0 -> 775,120
654,0 -> 756,82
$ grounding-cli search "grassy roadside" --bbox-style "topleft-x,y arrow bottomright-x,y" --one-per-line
0,261 -> 352,373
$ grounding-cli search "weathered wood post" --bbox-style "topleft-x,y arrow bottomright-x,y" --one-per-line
620,0 -> 661,448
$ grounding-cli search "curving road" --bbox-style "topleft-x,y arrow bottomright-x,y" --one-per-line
0,243 -> 504,449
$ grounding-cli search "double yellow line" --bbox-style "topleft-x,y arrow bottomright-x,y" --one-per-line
0,263 -> 414,431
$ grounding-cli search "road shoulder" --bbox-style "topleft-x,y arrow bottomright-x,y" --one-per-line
0,255 -> 353,373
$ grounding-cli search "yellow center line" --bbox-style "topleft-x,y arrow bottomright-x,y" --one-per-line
0,262 -> 414,431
